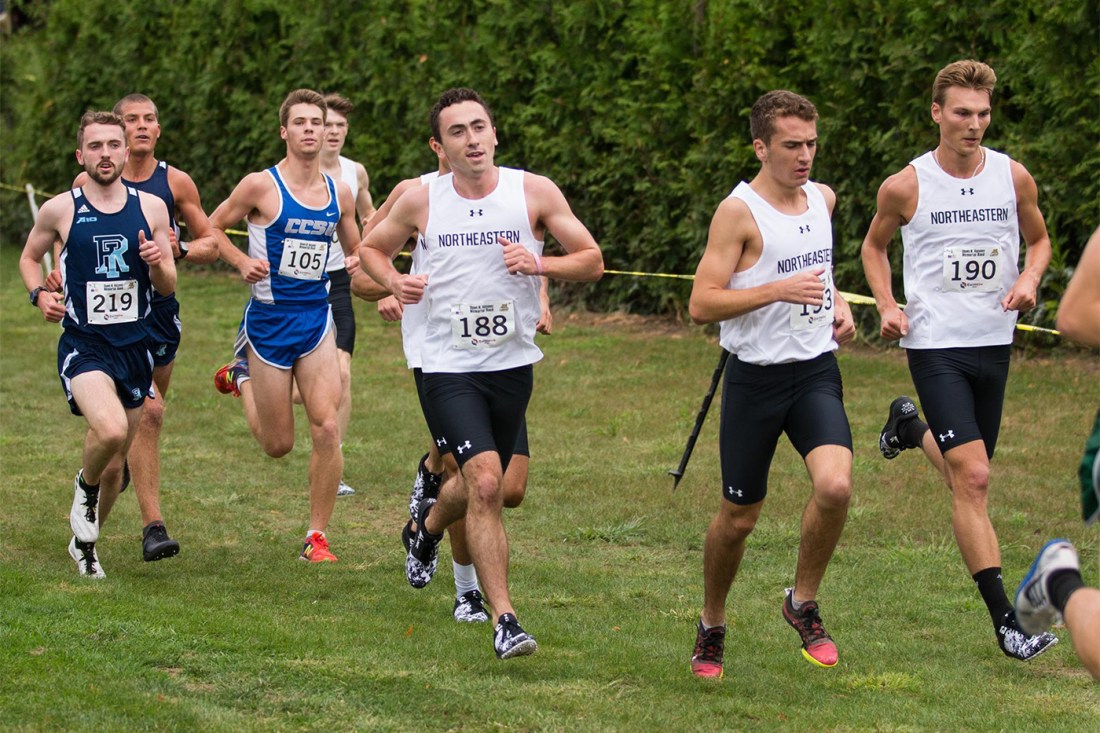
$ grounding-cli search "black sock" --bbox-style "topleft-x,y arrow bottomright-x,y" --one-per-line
973,567 -> 1012,627
1049,569 -> 1085,612
78,473 -> 100,492
899,418 -> 928,448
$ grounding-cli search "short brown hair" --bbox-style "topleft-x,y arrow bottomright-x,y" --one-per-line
323,93 -> 353,118
279,89 -> 326,128
932,60 -> 996,106
429,88 -> 493,142
750,90 -> 818,144
77,110 -> 125,147
113,93 -> 158,118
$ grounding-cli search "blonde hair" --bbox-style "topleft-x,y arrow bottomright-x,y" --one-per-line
932,60 -> 996,106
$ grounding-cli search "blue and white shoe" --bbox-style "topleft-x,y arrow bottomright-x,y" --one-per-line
69,470 -> 99,543
1015,538 -> 1079,636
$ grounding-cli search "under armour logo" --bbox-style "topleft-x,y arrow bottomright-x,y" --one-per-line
938,430 -> 955,442
436,437 -> 447,447
727,486 -> 743,498
470,209 -> 483,217
799,225 -> 811,234
456,440 -> 473,454
961,188 -> 974,196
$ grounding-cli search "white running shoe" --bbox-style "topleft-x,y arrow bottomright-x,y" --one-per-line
337,480 -> 356,497
68,536 -> 105,579
69,471 -> 99,543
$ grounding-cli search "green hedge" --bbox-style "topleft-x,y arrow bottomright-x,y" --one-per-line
2,0 -> 1096,325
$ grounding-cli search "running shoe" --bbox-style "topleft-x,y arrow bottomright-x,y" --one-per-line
408,453 -> 443,521
120,459 -> 131,494
401,519 -> 414,553
879,395 -> 923,459
300,531 -> 338,563
690,619 -> 725,679
454,589 -> 490,623
214,358 -> 249,397
493,613 -> 537,659
1015,539 -> 1079,635
142,521 -> 180,562
782,588 -> 839,668
69,470 -> 99,543
337,480 -> 356,497
406,498 -> 441,588
68,536 -> 105,579
998,610 -> 1058,661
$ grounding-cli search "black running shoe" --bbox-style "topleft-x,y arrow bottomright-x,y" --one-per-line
879,396 -> 923,459
997,610 -> 1058,661
142,521 -> 180,562
120,460 -> 131,494
401,518 -> 414,553
406,498 -> 441,588
408,453 -> 444,521
454,589 -> 490,623
494,613 -> 537,659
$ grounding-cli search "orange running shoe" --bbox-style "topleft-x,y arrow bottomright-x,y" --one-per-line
690,619 -> 725,678
300,531 -> 338,563
782,588 -> 838,668
214,359 -> 249,397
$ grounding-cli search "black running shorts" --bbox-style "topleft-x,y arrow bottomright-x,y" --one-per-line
422,366 -> 533,469
906,345 -> 1010,459
719,351 -> 851,505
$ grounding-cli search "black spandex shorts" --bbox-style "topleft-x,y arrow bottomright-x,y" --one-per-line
906,345 -> 1010,459
719,351 -> 851,505
327,269 -> 356,355
414,368 -> 531,459
421,365 -> 533,469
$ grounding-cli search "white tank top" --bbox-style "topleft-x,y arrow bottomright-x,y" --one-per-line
401,171 -> 440,369
718,181 -> 838,365
419,167 -> 544,373
325,156 -> 360,271
900,148 -> 1020,348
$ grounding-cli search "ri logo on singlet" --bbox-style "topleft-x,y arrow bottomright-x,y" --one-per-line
93,235 -> 130,278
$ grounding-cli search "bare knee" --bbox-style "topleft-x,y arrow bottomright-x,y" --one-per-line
260,435 -> 294,458
713,503 -> 760,543
310,416 -> 340,451
140,398 -> 165,433
468,471 -> 504,511
813,475 -> 851,510
950,462 -> 990,501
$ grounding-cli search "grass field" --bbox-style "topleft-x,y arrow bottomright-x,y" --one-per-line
1,245 -> 1098,732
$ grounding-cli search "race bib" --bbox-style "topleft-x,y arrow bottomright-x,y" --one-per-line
278,238 -> 326,280
789,271 -> 834,332
87,279 -> 138,325
450,301 -> 517,350
943,246 -> 1000,292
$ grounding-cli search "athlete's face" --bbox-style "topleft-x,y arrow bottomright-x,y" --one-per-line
324,110 -> 349,154
931,86 -> 991,157
281,103 -> 325,158
117,100 -> 161,155
76,123 -> 128,186
755,115 -> 817,188
435,101 -> 497,177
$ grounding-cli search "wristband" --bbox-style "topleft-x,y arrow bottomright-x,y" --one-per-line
533,253 -> 543,276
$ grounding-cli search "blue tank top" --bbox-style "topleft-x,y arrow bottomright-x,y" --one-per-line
246,166 -> 339,306
124,160 -> 178,306
60,187 -> 154,347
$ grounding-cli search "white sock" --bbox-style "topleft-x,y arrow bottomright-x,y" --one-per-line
307,529 -> 325,540
453,560 -> 479,596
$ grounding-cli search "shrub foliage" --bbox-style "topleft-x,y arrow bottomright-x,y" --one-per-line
2,0 -> 1096,324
